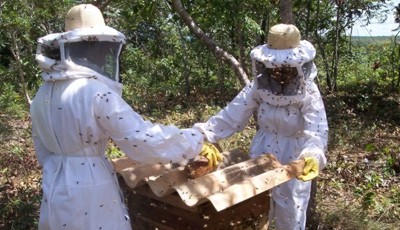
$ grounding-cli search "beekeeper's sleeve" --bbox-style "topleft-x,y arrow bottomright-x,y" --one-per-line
299,82 -> 329,170
94,91 -> 204,164
194,82 -> 259,143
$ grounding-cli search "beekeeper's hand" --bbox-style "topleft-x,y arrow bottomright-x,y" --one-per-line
297,156 -> 319,182
199,142 -> 223,167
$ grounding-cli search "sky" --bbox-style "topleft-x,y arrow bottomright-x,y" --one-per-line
350,0 -> 400,37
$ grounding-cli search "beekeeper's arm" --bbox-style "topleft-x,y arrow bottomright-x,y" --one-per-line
298,82 -> 329,181
94,90 -> 212,165
193,82 -> 259,143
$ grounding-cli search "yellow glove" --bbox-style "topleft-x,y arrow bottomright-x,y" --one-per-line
199,142 -> 223,167
297,157 -> 319,182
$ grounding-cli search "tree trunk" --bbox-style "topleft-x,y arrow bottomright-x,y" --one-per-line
332,3 -> 342,91
96,0 -> 113,11
305,0 -> 312,39
170,0 -> 249,86
238,22 -> 248,75
259,17 -> 268,45
11,32 -> 31,106
313,0 -> 332,91
177,21 -> 191,97
279,0 -> 295,24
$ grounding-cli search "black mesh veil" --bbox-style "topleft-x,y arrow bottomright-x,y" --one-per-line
64,41 -> 122,81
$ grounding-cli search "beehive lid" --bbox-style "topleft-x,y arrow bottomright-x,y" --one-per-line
113,149 -> 304,211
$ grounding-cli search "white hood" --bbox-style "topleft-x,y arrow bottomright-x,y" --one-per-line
35,26 -> 126,95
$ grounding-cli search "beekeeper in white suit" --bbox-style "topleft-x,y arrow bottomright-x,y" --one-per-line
194,24 -> 328,229
30,4 -> 222,230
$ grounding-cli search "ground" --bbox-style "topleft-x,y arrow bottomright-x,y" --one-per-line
0,92 -> 399,229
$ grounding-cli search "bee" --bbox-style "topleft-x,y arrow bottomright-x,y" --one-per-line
82,36 -> 99,42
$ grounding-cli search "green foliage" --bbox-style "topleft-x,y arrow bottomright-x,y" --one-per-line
339,38 -> 399,90
0,0 -> 76,97
1,184 -> 41,230
0,83 -> 27,118
319,38 -> 400,227
0,0 -> 400,229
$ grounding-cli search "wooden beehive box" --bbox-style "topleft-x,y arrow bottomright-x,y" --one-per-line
114,149 -> 304,229
121,182 -> 270,229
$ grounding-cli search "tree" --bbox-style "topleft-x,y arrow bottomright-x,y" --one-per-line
0,0 -> 75,106
279,0 -> 294,24
169,0 -> 250,86
295,0 -> 390,92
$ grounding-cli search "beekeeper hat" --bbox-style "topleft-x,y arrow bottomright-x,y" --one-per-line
36,3 -> 126,86
267,24 -> 301,49
65,4 -> 106,31
250,23 -> 316,68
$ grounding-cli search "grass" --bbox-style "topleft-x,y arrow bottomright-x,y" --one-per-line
313,91 -> 400,229
0,87 -> 399,229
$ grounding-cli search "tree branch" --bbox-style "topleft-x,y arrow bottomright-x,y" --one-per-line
170,0 -> 249,86
11,32 -> 32,106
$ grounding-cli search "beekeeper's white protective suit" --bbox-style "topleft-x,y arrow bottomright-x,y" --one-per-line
30,4 -> 205,230
194,24 -> 328,229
